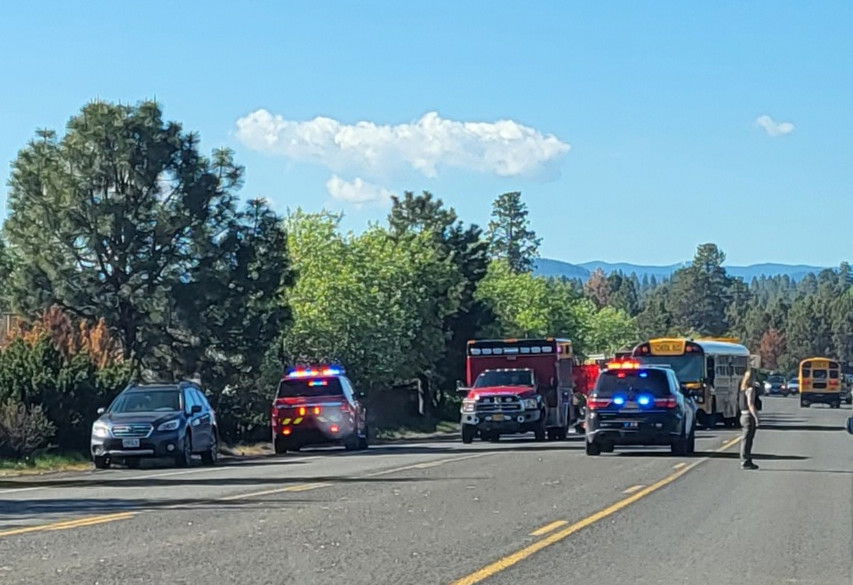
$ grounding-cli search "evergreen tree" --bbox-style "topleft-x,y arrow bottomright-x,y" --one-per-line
485,191 -> 541,273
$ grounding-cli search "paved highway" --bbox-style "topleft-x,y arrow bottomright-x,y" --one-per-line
1,397 -> 850,585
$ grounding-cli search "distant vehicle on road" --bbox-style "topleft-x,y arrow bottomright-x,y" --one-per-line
787,378 -> 799,394
91,382 -> 219,469
632,338 -> 750,428
799,358 -> 842,408
272,366 -> 368,453
584,360 -> 697,456
458,338 -> 578,443
764,374 -> 788,396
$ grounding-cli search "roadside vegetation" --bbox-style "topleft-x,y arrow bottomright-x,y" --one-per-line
0,99 -> 850,465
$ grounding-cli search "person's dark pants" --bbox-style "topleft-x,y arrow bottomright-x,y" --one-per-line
740,412 -> 756,464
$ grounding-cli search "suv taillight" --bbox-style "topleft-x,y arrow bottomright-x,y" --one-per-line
587,397 -> 611,410
654,397 -> 678,409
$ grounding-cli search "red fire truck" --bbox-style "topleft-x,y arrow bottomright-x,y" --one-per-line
458,338 -> 578,443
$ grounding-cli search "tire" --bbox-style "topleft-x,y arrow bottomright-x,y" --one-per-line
686,426 -> 696,455
555,428 -> 568,441
358,426 -> 369,450
461,425 -> 476,444
174,434 -> 191,467
274,436 -> 289,454
201,432 -> 218,466
344,433 -> 359,451
585,439 -> 601,456
93,456 -> 110,470
831,402 -> 841,409
533,418 -> 546,442
800,400 -> 809,408
547,429 -> 558,441
671,427 -> 689,455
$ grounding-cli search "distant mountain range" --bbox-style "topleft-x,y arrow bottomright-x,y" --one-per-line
534,259 -> 828,282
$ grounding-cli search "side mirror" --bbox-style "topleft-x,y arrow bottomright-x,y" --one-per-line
847,417 -> 853,435
191,404 -> 202,414
456,381 -> 471,397
97,407 -> 106,415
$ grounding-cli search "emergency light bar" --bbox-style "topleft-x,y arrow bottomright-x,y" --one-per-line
285,367 -> 344,378
606,360 -> 642,370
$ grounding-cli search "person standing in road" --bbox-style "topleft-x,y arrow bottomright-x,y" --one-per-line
739,370 -> 760,470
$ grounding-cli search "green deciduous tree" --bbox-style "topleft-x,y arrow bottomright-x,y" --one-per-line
586,307 -> 638,354
486,192 -> 541,273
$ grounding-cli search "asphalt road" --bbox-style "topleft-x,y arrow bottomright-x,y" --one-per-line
1,397 -> 850,585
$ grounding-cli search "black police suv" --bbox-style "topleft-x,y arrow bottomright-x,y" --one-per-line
91,382 -> 219,469
585,363 -> 697,456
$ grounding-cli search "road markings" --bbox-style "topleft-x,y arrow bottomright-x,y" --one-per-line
449,435 -> 743,585
673,462 -> 687,469
529,520 -> 568,536
220,482 -> 332,500
364,453 -> 492,477
0,512 -> 136,539
623,484 -> 646,494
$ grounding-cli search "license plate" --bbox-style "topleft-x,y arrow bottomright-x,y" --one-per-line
624,421 -> 639,429
492,414 -> 506,422
122,438 -> 140,448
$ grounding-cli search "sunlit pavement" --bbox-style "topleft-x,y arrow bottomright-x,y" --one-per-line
1,396 -> 850,585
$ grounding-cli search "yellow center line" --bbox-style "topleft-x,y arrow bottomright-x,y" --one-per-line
622,484 -> 646,494
529,520 -> 568,536
449,435 -> 742,585
673,462 -> 687,469
0,511 -> 136,538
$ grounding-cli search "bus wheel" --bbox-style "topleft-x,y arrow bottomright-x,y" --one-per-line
800,400 -> 809,408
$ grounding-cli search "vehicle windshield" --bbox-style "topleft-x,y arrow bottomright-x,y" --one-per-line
473,370 -> 534,388
110,390 -> 181,413
768,375 -> 785,384
813,370 -> 828,380
636,354 -> 703,384
594,369 -> 672,397
789,379 -> 798,385
277,378 -> 344,398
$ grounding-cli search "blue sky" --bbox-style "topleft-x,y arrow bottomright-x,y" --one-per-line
1,1 -> 851,266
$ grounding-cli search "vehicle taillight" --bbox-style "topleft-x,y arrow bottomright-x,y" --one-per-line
282,427 -> 292,436
298,406 -> 307,416
587,397 -> 611,410
330,425 -> 340,433
313,406 -> 322,415
654,397 -> 678,409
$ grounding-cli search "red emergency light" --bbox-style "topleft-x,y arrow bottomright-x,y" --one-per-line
606,360 -> 642,370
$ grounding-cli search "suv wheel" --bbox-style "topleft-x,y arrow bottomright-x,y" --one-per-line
585,439 -> 601,456
686,425 -> 696,455
671,431 -> 689,456
344,433 -> 360,451
93,456 -> 110,470
274,436 -> 289,454
201,433 -> 218,466
358,426 -> 369,450
174,434 -> 192,467
461,424 -> 476,444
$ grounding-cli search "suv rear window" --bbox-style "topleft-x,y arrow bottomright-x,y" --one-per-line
594,369 -> 672,397
277,378 -> 344,398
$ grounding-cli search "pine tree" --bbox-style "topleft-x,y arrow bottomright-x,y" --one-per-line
486,192 -> 541,273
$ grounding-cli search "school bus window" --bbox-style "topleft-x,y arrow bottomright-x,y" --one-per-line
813,370 -> 827,379
829,370 -> 839,379
803,369 -> 811,378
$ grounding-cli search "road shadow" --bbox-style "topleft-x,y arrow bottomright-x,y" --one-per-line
701,452 -> 809,461
758,468 -> 853,475
758,424 -> 843,432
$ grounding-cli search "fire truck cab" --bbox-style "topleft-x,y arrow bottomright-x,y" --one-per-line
459,338 -> 577,443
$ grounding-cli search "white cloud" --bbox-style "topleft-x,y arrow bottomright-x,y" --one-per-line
325,175 -> 392,206
755,115 -> 795,137
236,110 -> 570,204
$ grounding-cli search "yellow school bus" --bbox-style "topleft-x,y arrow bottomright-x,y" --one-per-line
633,337 -> 750,428
799,357 -> 842,408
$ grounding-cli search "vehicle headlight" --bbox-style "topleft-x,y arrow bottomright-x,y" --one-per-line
763,382 -> 771,390
92,422 -> 111,438
522,398 -> 539,410
462,399 -> 476,413
157,419 -> 181,432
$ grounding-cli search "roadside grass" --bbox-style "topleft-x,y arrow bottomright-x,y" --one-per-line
373,420 -> 458,441
0,451 -> 91,476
